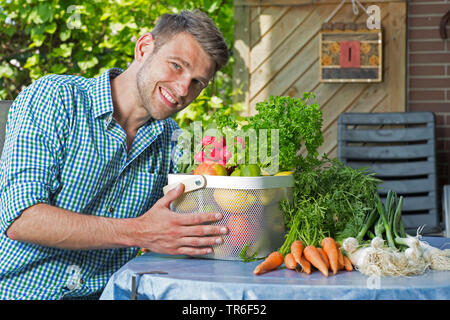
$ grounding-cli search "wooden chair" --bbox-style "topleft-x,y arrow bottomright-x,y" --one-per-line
0,100 -> 12,157
337,112 -> 442,235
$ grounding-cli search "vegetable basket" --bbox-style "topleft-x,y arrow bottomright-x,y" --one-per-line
164,174 -> 294,260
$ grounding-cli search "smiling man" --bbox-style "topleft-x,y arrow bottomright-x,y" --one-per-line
0,10 -> 229,300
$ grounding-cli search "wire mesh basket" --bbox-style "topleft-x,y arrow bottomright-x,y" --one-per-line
164,174 -> 294,260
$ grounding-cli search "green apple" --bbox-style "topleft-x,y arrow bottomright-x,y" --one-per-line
240,164 -> 261,177
230,168 -> 241,176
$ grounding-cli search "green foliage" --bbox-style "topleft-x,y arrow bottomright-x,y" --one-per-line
0,0 -> 235,105
174,93 -> 325,174
239,243 -> 263,262
242,93 -> 324,172
279,157 -> 382,253
173,89 -> 245,129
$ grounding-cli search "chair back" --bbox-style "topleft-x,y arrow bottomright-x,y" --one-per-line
338,112 -> 440,234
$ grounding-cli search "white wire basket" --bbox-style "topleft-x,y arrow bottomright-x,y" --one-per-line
164,174 -> 294,260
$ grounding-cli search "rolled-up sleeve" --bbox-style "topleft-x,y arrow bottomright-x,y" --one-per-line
0,76 -> 68,233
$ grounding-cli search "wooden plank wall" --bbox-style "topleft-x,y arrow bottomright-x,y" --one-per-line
233,0 -> 407,158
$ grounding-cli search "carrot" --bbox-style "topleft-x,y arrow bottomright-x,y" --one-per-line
337,247 -> 345,270
317,247 -> 330,270
299,255 -> 312,274
284,253 -> 297,270
321,237 -> 339,275
291,240 -> 311,274
290,240 -> 305,265
343,256 -> 353,272
336,242 -> 345,270
303,245 -> 329,277
253,251 -> 284,275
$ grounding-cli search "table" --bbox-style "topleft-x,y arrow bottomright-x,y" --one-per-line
100,236 -> 450,300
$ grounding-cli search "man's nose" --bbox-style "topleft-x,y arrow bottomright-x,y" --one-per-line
174,77 -> 191,97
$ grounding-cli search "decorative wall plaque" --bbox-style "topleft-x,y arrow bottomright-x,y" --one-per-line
319,22 -> 382,83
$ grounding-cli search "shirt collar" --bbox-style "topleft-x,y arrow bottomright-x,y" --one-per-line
89,67 -> 168,132
90,68 -> 124,119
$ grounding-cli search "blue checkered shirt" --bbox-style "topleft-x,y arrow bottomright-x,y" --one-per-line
0,68 -> 182,299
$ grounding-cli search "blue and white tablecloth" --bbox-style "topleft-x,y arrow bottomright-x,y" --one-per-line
100,236 -> 450,300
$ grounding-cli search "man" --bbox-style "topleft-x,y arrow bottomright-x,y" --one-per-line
0,10 -> 229,299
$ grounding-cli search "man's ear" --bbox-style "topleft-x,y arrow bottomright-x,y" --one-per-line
134,32 -> 155,62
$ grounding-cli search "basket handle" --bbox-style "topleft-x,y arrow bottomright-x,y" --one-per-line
163,175 -> 207,195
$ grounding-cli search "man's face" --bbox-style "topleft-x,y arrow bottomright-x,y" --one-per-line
136,32 -> 216,120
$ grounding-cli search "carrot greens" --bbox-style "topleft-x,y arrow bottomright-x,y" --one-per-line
279,157 -> 382,255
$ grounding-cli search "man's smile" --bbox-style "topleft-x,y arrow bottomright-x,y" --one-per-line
159,86 -> 178,106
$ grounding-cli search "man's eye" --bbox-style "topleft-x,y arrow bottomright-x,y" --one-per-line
193,79 -> 205,88
172,62 -> 181,70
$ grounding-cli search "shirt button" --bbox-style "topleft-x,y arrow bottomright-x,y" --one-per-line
108,206 -> 114,213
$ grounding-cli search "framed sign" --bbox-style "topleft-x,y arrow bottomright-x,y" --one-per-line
319,25 -> 382,83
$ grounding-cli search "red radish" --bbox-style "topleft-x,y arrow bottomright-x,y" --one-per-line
219,146 -> 232,163
194,151 -> 204,162
213,136 -> 226,150
209,148 -> 221,161
202,136 -> 215,146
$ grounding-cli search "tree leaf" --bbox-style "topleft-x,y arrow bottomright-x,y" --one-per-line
208,0 -> 219,13
78,56 -> 99,71
51,43 -> 73,58
44,22 -> 58,34
28,8 -> 43,24
37,3 -> 53,23
30,33 -> 46,47
24,54 -> 40,69
51,63 -> 68,74
0,64 -> 15,78
59,28 -> 71,41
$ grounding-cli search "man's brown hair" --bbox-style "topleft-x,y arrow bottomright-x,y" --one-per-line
151,10 -> 229,73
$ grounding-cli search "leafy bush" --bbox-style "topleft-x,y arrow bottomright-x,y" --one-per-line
0,0 -> 236,117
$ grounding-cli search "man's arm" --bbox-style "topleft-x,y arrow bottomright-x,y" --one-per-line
6,203 -> 135,250
2,78 -> 226,255
6,183 -> 227,255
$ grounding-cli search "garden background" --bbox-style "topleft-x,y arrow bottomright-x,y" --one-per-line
0,0 -> 240,129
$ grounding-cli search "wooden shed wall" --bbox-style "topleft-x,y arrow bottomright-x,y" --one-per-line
233,0 -> 407,158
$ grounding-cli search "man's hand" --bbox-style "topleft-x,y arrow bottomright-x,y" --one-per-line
135,183 -> 228,256
6,183 -> 227,253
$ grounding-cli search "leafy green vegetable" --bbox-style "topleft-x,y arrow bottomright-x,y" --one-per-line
242,93 -> 324,172
361,190 -> 408,250
239,243 -> 263,262
175,94 -> 323,173
279,197 -> 328,253
279,157 -> 382,255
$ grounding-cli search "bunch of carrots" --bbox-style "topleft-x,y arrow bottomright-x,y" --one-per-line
254,237 -> 353,276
